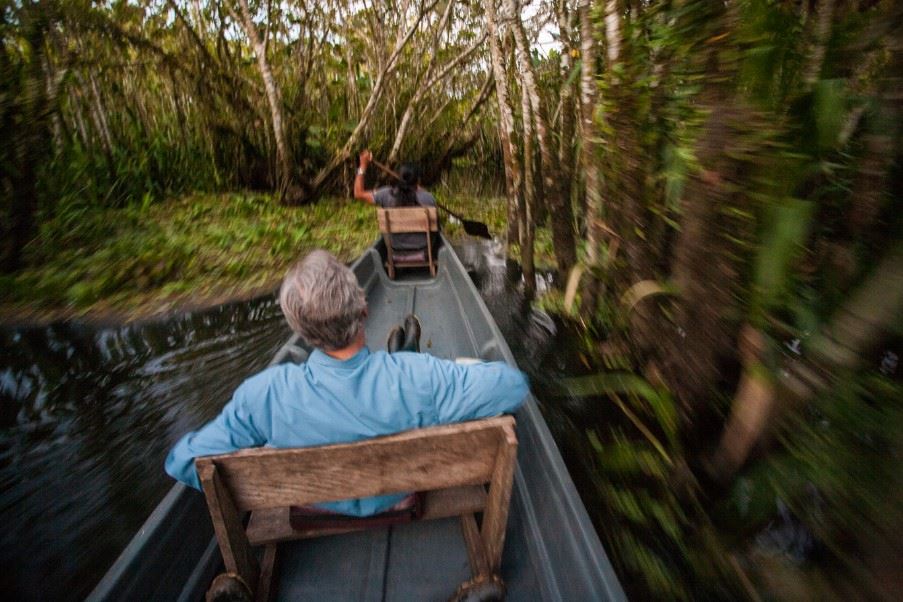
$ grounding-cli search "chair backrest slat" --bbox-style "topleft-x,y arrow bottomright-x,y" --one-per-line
377,206 -> 438,234
195,416 -> 514,512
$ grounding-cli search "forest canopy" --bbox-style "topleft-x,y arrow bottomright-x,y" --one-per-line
2,0 -> 901,599
1,0 -> 495,272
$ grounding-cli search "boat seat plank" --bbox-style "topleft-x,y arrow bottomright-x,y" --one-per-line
247,485 -> 487,545
200,420 -> 506,510
376,207 -> 440,232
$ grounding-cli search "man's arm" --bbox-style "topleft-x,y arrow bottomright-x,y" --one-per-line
427,356 -> 530,423
353,149 -> 375,204
164,385 -> 266,489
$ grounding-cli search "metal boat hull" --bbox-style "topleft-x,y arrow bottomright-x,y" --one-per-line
89,239 -> 624,601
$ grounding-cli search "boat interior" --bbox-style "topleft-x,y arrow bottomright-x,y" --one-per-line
270,239 -> 528,600
88,236 -> 625,602
358,238 -> 503,362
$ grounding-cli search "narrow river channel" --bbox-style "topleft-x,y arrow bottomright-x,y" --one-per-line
0,240 -> 563,601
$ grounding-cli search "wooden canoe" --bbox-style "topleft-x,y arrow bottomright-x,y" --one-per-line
88,237 -> 625,601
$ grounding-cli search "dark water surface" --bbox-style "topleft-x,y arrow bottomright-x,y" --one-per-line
1,298 -> 287,600
0,241 -> 563,601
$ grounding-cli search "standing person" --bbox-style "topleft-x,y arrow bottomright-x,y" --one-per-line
164,250 -> 528,517
353,149 -> 438,254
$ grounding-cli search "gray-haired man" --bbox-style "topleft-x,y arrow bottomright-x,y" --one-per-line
165,250 -> 529,517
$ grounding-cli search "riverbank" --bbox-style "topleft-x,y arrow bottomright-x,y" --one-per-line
0,191 -> 550,326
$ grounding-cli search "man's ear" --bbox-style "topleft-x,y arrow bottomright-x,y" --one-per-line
362,305 -> 369,318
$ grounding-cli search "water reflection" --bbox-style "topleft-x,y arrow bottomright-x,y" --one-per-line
0,298 -> 286,601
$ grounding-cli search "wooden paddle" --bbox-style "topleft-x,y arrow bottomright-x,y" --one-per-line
370,159 -> 492,240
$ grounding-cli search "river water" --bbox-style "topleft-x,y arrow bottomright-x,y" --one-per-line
0,299 -> 287,600
0,240 -> 561,601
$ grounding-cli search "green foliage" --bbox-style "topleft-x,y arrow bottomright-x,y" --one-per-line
1,193 -> 375,317
1,0 -> 496,275
751,199 -> 815,322
716,368 -> 903,591
550,0 -> 902,597
564,372 -> 678,451
550,363 -> 739,598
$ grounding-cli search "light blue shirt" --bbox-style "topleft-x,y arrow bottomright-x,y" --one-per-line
165,347 -> 529,516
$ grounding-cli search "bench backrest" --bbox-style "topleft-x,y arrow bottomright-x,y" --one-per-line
196,416 -> 517,593
196,416 -> 515,512
376,206 -> 439,235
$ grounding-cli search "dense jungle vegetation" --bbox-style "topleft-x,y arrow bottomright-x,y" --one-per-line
2,0 -> 901,599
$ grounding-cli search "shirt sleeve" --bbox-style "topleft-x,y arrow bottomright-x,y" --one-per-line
417,191 -> 437,207
164,381 -> 267,490
427,356 -> 529,423
372,187 -> 392,208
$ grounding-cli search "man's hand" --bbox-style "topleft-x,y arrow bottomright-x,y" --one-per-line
359,149 -> 372,170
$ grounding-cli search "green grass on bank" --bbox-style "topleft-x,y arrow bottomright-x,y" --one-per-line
0,191 -> 557,323
0,190 -> 553,321
0,193 -> 377,321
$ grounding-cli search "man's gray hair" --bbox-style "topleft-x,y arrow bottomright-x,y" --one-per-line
279,250 -> 367,350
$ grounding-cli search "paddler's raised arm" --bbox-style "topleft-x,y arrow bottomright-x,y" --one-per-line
353,149 -> 375,204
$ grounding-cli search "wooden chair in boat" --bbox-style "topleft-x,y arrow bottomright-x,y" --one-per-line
195,415 -> 518,601
376,206 -> 439,279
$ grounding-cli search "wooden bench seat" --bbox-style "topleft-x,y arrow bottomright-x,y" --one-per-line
247,484 -> 487,545
377,206 -> 439,278
196,416 -> 517,601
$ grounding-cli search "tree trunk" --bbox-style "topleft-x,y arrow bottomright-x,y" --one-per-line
519,58 -> 537,299
508,0 -> 576,278
802,0 -> 835,89
578,0 -> 602,265
434,72 -> 494,172
556,0 -> 578,238
387,0 -> 456,164
657,7 -> 749,416
603,0 -> 621,68
1,6 -> 51,272
79,70 -> 116,177
600,0 -> 653,288
309,0 -> 440,197
235,0 -> 295,198
485,0 -> 523,247
662,102 -> 748,413
42,53 -> 64,152
389,31 -> 487,164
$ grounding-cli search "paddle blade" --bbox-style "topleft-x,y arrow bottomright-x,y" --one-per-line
463,220 -> 492,239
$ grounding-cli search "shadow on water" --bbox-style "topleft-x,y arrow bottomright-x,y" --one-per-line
0,298 -> 288,601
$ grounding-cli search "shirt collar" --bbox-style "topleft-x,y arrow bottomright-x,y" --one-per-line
308,346 -> 371,369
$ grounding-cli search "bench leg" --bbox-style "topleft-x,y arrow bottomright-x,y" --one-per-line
481,430 -> 517,573
459,513 -> 490,578
254,544 -> 279,602
198,464 -> 260,589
